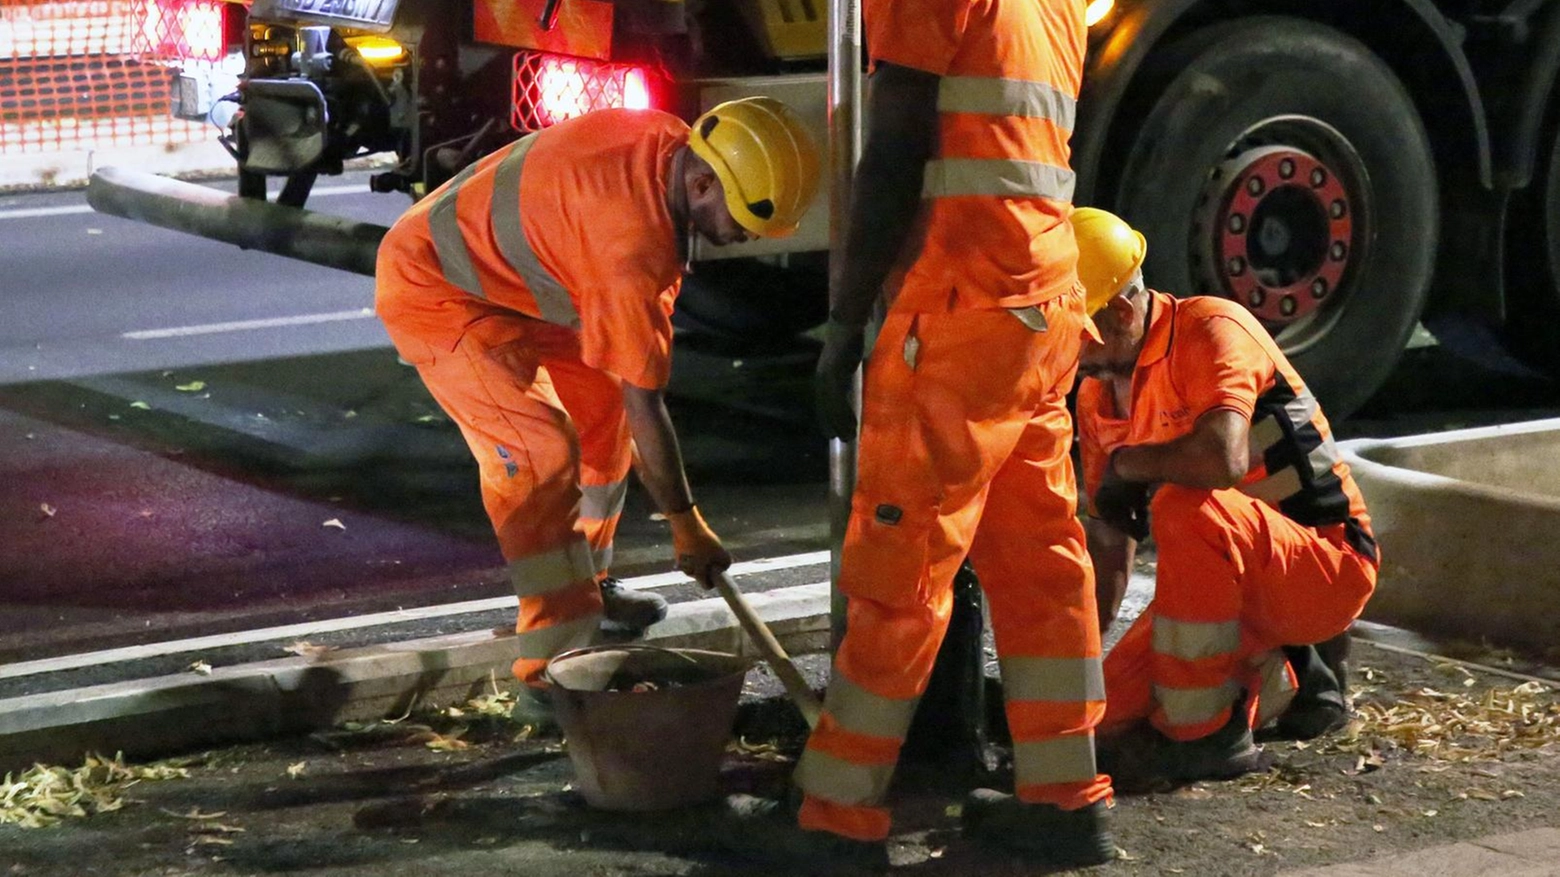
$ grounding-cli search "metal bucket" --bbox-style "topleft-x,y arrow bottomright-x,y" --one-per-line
543,644 -> 752,811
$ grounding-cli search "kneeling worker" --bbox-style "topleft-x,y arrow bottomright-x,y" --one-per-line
1070,208 -> 1379,789
375,99 -> 821,722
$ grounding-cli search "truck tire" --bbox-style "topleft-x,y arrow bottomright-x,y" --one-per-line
672,258 -> 828,341
1111,17 -> 1438,418
1501,116 -> 1560,374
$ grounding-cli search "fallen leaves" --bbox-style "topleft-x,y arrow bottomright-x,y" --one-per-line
284,641 -> 335,659
1318,673 -> 1559,765
725,736 -> 794,763
321,519 -> 346,530
1,753 -> 189,828
286,762 -> 307,779
38,503 -> 55,518
187,661 -> 213,676
129,401 -> 152,410
174,381 -> 206,393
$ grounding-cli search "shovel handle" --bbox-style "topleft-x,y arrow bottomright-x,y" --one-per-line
713,570 -> 823,729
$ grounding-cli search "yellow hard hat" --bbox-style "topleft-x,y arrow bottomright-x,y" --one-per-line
688,96 -> 822,238
1071,206 -> 1147,315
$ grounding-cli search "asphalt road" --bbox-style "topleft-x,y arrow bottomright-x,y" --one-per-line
3,173 -> 1560,671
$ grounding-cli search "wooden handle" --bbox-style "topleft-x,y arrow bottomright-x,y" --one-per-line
713,570 -> 823,729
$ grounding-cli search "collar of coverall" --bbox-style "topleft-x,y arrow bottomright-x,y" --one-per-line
1136,289 -> 1177,368
667,145 -> 692,271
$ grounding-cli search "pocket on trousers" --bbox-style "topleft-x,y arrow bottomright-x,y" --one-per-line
838,496 -> 940,609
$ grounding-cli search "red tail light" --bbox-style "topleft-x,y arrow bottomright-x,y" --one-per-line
134,0 -> 231,63
513,51 -> 657,132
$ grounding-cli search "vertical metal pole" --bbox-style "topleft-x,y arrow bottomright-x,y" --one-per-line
827,0 -> 862,650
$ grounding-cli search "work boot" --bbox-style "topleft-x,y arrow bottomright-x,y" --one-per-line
598,577 -> 668,636
1100,700 -> 1273,793
509,684 -> 560,736
1270,635 -> 1353,741
961,790 -> 1116,867
718,794 -> 889,872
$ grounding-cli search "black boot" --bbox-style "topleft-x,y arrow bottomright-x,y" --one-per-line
719,794 -> 889,871
1271,634 -> 1352,741
598,577 -> 668,635
962,791 -> 1116,867
1100,697 -> 1272,793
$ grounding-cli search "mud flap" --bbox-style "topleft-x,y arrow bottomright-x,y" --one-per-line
901,560 -> 989,776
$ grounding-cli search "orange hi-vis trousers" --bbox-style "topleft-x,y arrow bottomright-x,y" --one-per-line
1101,485 -> 1378,741
796,290 -> 1113,843
385,309 -> 632,686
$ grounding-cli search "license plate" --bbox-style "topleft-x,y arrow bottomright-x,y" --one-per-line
253,0 -> 400,28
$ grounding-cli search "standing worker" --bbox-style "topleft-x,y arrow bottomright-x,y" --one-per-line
732,0 -> 1116,868
1070,207 -> 1378,791
374,100 -> 821,724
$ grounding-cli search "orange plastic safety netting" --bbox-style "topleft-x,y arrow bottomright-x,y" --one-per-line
0,0 -> 232,155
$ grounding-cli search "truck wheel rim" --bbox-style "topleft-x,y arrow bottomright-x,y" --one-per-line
1194,118 -> 1367,344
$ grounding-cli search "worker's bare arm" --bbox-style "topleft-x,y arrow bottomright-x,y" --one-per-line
1085,517 -> 1136,633
1111,408 -> 1250,489
830,62 -> 940,328
620,383 -> 696,515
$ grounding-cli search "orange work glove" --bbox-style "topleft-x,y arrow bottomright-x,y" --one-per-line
667,506 -> 732,588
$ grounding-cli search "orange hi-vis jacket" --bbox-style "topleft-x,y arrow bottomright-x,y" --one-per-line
874,0 -> 1087,312
376,108 -> 687,391
1078,291 -> 1377,562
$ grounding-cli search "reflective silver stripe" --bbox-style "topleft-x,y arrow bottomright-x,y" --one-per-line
594,543 -> 614,575
1152,618 -> 1241,662
1013,734 -> 1099,787
507,539 -> 597,599
1248,415 -> 1284,459
1306,438 -> 1342,476
1251,649 -> 1299,728
794,747 -> 895,807
514,614 -> 601,660
922,158 -> 1076,201
489,134 -> 580,329
579,479 -> 628,521
999,656 -> 1105,702
1155,680 -> 1241,727
1241,466 -> 1303,504
1285,389 -> 1321,429
428,164 -> 485,298
938,76 -> 1076,129
822,670 -> 918,740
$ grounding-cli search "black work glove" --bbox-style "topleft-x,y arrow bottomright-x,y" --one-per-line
814,318 -> 866,440
1093,452 -> 1152,542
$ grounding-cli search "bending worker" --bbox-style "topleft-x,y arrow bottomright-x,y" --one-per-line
732,0 -> 1115,869
1070,207 -> 1378,791
374,100 -> 821,719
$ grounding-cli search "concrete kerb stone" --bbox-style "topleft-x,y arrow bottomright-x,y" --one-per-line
0,583 -> 832,773
1340,420 -> 1560,653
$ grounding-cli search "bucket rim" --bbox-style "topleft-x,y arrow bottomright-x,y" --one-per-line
542,643 -> 754,693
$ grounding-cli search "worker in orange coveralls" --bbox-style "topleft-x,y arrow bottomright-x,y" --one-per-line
1071,207 -> 1379,792
726,0 -> 1116,869
374,100 -> 821,728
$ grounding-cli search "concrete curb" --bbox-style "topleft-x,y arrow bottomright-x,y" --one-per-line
0,583 -> 832,773
1340,422 -> 1560,653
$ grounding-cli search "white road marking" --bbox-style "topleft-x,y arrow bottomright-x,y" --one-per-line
0,551 -> 832,681
0,184 -> 369,221
123,308 -> 377,339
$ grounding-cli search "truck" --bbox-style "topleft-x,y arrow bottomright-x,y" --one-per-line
85,0 -> 1560,417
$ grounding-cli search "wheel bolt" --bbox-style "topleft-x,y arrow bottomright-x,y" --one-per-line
1280,295 -> 1297,316
1246,177 -> 1265,196
1248,288 -> 1266,308
1310,168 -> 1327,187
1330,241 -> 1347,261
1279,159 -> 1295,179
1311,278 -> 1328,298
1228,256 -> 1246,276
1330,199 -> 1347,219
1228,214 -> 1246,234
